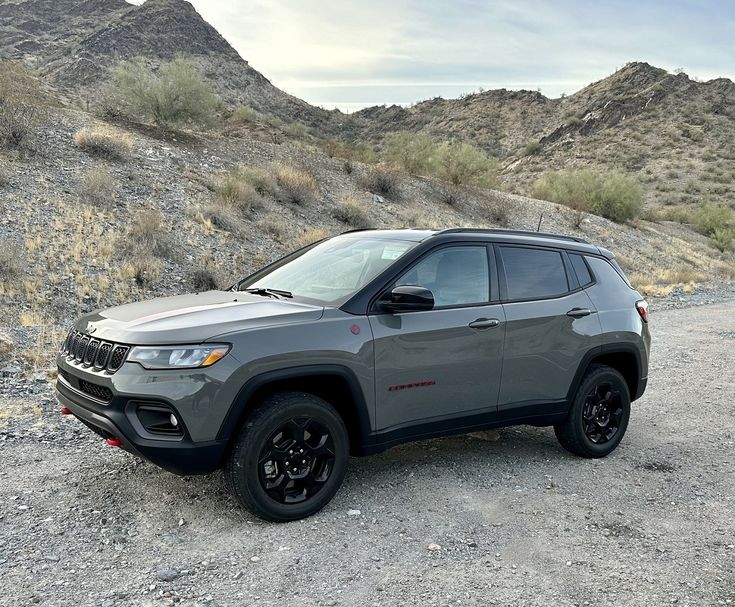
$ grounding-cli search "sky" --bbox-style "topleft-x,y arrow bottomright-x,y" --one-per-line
129,0 -> 735,112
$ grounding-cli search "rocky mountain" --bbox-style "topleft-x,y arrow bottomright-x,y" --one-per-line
349,62 -> 735,210
0,0 -> 334,127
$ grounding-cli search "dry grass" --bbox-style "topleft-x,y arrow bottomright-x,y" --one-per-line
121,255 -> 163,288
260,213 -> 291,242
331,197 -> 372,228
80,165 -> 116,207
118,209 -> 172,260
73,126 -> 133,161
478,196 -> 512,227
0,333 -> 14,363
630,267 -> 708,297
190,266 -> 220,291
201,202 -> 242,236
0,239 -> 23,285
239,166 -> 277,197
213,170 -> 260,213
273,164 -> 318,205
397,205 -> 442,230
292,227 -> 330,249
359,166 -> 401,198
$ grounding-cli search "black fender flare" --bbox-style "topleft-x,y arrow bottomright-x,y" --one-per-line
215,364 -> 373,449
566,343 -> 644,404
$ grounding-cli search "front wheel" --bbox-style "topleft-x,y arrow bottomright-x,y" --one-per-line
554,364 -> 631,458
225,392 -> 349,522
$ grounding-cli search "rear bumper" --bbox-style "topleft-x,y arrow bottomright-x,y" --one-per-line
55,377 -> 226,476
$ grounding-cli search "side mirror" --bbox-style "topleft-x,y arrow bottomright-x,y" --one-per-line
380,285 -> 434,313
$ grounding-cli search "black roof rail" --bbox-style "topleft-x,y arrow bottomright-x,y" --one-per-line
434,227 -> 589,244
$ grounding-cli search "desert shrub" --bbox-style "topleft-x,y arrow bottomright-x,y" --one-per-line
359,166 -> 401,198
710,227 -> 735,252
74,126 -> 133,161
102,57 -> 221,128
437,184 -> 463,206
273,164 -> 318,205
285,121 -> 308,138
332,197 -> 372,228
567,115 -> 583,127
0,240 -> 22,283
201,201 -> 242,235
229,104 -> 259,125
119,209 -> 172,259
0,333 -> 13,364
383,132 -> 438,175
0,60 -> 47,149
532,169 -> 643,223
479,197 -> 512,227
239,166 -> 277,196
214,170 -> 259,212
693,202 -> 735,236
292,227 -> 330,249
123,255 -> 162,288
191,267 -> 219,291
522,141 -> 542,156
260,213 -> 290,242
320,139 -> 378,164
435,142 -> 500,188
80,165 -> 116,207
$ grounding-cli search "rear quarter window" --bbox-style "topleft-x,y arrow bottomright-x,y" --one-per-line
569,253 -> 594,287
500,246 -> 569,300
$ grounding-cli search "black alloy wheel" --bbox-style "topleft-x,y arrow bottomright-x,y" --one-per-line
258,416 -> 336,504
554,364 -> 631,458
225,392 -> 348,522
581,382 -> 624,444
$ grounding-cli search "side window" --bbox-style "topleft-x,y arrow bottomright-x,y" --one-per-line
395,246 -> 490,307
500,246 -> 569,300
569,254 -> 593,287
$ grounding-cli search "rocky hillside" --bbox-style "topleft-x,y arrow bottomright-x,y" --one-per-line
0,0 -> 733,372
349,63 -> 735,211
0,0 -> 334,128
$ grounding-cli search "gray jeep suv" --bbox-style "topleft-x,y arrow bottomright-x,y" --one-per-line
56,228 -> 650,521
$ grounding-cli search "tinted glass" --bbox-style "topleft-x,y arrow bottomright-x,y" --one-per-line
569,254 -> 593,286
500,247 -> 569,300
396,246 -> 489,307
247,236 -> 417,305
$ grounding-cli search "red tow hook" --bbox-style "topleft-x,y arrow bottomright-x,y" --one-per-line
60,407 -> 72,416
106,437 -> 124,447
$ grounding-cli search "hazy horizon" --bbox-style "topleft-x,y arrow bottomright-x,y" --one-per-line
126,0 -> 735,112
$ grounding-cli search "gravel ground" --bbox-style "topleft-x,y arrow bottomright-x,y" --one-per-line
1,295 -> 734,607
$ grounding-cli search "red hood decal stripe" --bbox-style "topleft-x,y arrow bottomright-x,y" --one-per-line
127,301 -> 245,327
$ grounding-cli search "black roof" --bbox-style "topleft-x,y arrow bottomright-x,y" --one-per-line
338,227 -> 599,253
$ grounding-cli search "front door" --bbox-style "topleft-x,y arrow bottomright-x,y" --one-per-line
369,244 -> 505,433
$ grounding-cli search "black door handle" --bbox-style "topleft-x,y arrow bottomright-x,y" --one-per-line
469,318 -> 500,329
567,308 -> 592,318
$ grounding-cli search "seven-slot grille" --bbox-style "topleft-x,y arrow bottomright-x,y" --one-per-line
61,329 -> 129,374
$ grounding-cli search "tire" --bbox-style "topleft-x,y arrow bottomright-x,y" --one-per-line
554,364 -> 631,458
225,391 -> 349,522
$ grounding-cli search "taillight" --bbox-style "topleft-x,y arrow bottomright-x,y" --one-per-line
636,300 -> 649,323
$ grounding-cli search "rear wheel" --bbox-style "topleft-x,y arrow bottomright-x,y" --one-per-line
554,364 -> 631,458
225,392 -> 349,522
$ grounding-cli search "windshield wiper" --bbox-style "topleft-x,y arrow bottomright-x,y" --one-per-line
242,287 -> 293,299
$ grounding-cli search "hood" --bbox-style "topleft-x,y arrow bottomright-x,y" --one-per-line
76,291 -> 324,345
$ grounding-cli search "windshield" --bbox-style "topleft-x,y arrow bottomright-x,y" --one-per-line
244,236 -> 417,305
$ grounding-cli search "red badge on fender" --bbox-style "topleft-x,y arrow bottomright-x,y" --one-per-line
350,324 -> 360,335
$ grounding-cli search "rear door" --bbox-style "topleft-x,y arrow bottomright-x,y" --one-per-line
369,243 -> 505,432
496,245 -> 602,417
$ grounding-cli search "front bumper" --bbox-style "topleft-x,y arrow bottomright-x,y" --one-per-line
55,360 -> 229,476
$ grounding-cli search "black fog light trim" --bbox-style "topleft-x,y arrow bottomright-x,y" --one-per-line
135,403 -> 184,437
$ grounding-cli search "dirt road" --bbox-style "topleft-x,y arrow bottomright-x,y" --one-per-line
1,301 -> 734,607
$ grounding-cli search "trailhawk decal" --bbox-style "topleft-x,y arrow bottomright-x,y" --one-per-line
388,380 -> 437,392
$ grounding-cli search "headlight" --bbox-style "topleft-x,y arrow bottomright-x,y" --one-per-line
128,344 -> 230,370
